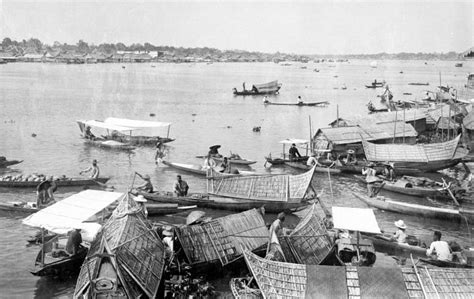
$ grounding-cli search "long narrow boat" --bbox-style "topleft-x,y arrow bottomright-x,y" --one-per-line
419,258 -> 473,269
265,138 -> 310,166
264,101 -> 329,107
195,155 -> 256,165
103,117 -> 175,145
354,175 -> 446,198
233,80 -> 282,95
284,161 -> 341,174
0,159 -> 23,168
361,233 -> 427,258
83,139 -> 135,151
161,160 -> 255,177
145,202 -> 196,216
0,177 -> 109,188
206,166 -> 317,213
74,193 -> 166,298
408,82 -> 429,86
77,120 -> 136,150
0,201 -> 38,214
352,192 -> 474,222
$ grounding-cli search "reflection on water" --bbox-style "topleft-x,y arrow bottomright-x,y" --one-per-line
0,60 -> 472,297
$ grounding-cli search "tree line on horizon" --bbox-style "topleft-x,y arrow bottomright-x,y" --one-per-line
0,37 -> 467,61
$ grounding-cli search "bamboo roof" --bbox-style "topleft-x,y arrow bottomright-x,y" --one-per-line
427,104 -> 466,125
314,122 -> 417,145
363,135 -> 460,162
436,116 -> 460,130
243,251 -> 474,299
177,208 -> 268,266
74,194 -> 165,299
329,109 -> 428,127
279,203 -> 333,265
208,167 -> 316,202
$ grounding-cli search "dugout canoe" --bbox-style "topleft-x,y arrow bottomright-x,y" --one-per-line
145,202 -> 196,216
84,139 -> 136,151
284,162 -> 341,174
361,233 -> 427,258
0,177 -> 109,188
0,201 -> 38,214
264,101 -> 329,107
139,191 -> 308,213
352,192 -> 474,222
419,258 -> 474,269
195,155 -> 256,165
161,160 -> 256,177
0,159 -> 23,168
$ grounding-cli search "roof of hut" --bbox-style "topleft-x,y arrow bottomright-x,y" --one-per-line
74,194 -> 165,299
176,208 -> 268,266
329,109 -> 428,127
314,122 -> 417,145
427,103 -> 466,124
362,135 -> 460,162
436,116 -> 460,130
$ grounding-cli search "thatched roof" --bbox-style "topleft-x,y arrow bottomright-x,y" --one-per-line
314,122 -> 417,145
464,110 -> 474,130
177,208 -> 268,266
74,194 -> 165,299
329,109 -> 428,127
243,250 -> 474,298
427,104 -> 466,125
436,116 -> 460,130
363,135 -> 460,162
208,167 -> 316,203
279,203 -> 333,265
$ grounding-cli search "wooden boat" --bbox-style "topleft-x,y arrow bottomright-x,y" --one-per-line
419,258 -> 473,268
264,138 -> 310,166
242,250 -> 474,298
365,81 -> 385,89
0,201 -> 38,214
361,233 -> 427,258
161,160 -> 255,177
408,82 -> 429,86
233,80 -> 282,95
23,190 -> 124,278
103,117 -> 175,145
0,159 -> 23,168
354,175 -> 447,198
455,63 -> 463,67
176,208 -> 268,274
264,101 -> 329,107
145,202 -> 196,216
195,155 -> 256,165
77,120 -> 136,150
284,161 -> 341,174
352,192 -> 474,222
0,177 -> 109,188
207,166 -> 317,213
74,193 -> 166,298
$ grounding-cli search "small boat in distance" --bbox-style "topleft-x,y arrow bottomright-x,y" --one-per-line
455,62 -> 463,67
264,100 -> 329,107
0,157 -> 23,168
408,82 -> 429,86
365,80 -> 385,88
233,80 -> 282,95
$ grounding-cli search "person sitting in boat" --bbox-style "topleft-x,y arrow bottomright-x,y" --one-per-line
306,153 -> 322,167
426,231 -> 451,261
390,220 -> 407,243
134,195 -> 148,218
79,159 -> 100,179
362,163 -> 381,197
65,228 -> 82,256
383,162 -> 396,181
297,96 -> 303,105
344,149 -> 357,165
36,176 -> 57,208
289,144 -> 301,161
208,145 -> 222,157
202,153 -> 217,170
135,172 -> 154,193
84,126 -> 96,140
174,175 -> 189,197
155,141 -> 165,164
220,157 -> 230,173
242,82 -> 246,92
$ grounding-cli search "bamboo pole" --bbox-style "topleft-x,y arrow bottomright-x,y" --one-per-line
392,109 -> 398,143
309,115 -> 313,153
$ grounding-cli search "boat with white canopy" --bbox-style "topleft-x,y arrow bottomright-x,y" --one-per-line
22,190 -> 124,277
77,120 -> 136,151
103,117 -> 175,145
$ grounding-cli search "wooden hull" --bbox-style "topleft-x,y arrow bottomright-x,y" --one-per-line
284,162 -> 341,174
265,156 -> 308,165
264,101 -> 329,107
0,177 -> 109,188
365,85 -> 384,89
105,135 -> 175,146
361,233 -> 427,258
161,160 -> 255,177
195,155 -> 256,165
140,191 -> 309,213
392,159 -> 462,173
0,202 -> 38,214
354,175 -> 443,198
408,83 -> 429,86
352,192 -> 472,222
419,258 -> 473,268
84,139 -> 135,151
0,160 -> 23,168
31,248 -> 88,277
146,202 -> 195,216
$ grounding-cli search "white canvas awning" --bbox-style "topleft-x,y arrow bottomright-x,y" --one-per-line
79,120 -> 135,132
105,117 -> 171,128
279,138 -> 309,145
23,190 -> 124,235
332,206 -> 381,234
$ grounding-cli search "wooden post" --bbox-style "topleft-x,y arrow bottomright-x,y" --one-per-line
41,228 -> 45,267
392,110 -> 398,143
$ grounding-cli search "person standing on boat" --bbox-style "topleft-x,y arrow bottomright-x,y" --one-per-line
362,163 -> 380,197
426,231 -> 451,261
36,176 -> 57,208
135,172 -> 154,193
65,228 -> 82,256
174,175 -> 189,197
289,144 -> 301,161
155,141 -> 165,164
383,163 -> 396,181
80,159 -> 100,179
390,220 -> 407,243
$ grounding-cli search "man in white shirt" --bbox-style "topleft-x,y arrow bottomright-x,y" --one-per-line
426,231 -> 451,261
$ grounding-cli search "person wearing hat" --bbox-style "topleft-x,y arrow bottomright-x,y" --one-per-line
306,152 -> 322,167
36,176 -> 57,208
289,144 -> 301,161
391,220 -> 407,243
134,195 -> 148,218
80,159 -> 100,179
161,226 -> 174,255
344,149 -> 357,165
174,175 -> 189,197
383,162 -> 396,182
135,172 -> 154,193
65,228 -> 82,256
362,162 -> 381,197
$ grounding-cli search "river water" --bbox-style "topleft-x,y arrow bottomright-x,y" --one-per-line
0,60 -> 473,298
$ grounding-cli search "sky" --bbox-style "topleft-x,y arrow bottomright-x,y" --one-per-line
0,0 -> 472,55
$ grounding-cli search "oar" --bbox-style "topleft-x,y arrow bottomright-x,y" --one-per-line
442,178 -> 460,206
